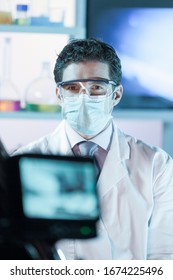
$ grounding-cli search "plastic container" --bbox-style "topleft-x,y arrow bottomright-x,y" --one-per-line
30,0 -> 49,26
15,4 -> 30,25
0,38 -> 21,112
24,61 -> 60,112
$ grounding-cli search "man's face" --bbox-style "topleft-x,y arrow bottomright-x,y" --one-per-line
56,61 -> 122,139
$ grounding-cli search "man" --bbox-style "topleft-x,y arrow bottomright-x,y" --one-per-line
14,38 -> 173,259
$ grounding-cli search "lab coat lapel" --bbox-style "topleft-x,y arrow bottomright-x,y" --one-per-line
97,126 -> 130,198
48,121 -> 130,197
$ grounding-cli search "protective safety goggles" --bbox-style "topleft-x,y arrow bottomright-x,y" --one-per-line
57,79 -> 117,99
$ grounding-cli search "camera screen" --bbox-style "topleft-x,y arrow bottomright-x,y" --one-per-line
19,157 -> 99,221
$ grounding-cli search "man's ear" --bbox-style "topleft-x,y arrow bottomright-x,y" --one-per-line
113,84 -> 123,106
56,87 -> 63,105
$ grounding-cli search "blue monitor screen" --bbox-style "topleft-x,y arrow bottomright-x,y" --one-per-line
87,1 -> 173,109
19,157 -> 99,220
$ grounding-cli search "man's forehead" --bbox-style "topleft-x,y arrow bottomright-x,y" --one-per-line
62,61 -> 110,81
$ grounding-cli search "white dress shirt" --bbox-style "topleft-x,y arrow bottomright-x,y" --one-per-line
65,120 -> 113,151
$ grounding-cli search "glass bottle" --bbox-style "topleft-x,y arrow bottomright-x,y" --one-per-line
0,0 -> 13,24
24,61 -> 60,112
0,37 -> 21,112
48,0 -> 65,26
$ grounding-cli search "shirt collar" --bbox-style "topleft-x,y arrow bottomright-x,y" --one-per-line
65,120 -> 113,151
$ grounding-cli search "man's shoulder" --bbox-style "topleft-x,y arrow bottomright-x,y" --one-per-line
12,121 -> 65,156
117,126 -> 171,162
12,134 -> 50,156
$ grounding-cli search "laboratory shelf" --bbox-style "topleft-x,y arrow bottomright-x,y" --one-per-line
1,109 -> 173,121
0,111 -> 61,119
113,109 -> 173,121
0,24 -> 85,37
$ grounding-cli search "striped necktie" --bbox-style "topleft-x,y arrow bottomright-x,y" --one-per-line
72,141 -> 108,178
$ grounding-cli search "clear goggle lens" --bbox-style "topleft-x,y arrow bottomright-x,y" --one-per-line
57,79 -> 117,99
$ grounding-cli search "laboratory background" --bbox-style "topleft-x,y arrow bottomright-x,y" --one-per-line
0,0 -> 173,157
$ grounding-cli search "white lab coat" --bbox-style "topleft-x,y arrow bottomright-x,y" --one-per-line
14,120 -> 173,259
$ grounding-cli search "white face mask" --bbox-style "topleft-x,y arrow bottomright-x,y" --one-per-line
62,94 -> 115,136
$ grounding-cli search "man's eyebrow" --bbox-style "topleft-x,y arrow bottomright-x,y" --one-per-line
60,78 -> 110,84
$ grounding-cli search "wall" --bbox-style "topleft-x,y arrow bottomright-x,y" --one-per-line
0,117 -> 162,154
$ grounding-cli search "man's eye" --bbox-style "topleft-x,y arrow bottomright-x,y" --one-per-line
91,84 -> 105,91
63,84 -> 79,91
93,85 -> 101,90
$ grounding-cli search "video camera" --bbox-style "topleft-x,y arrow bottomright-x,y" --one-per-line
0,139 -> 99,259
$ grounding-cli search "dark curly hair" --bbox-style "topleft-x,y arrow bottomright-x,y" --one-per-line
53,38 -> 122,85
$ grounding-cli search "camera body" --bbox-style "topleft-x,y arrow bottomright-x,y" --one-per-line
0,140 -> 99,259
